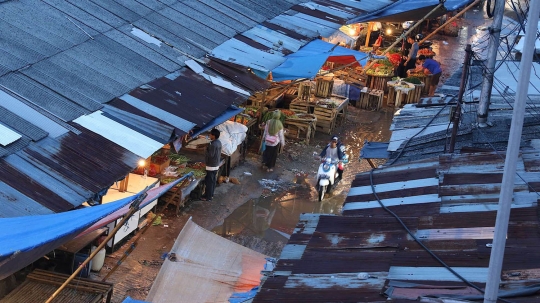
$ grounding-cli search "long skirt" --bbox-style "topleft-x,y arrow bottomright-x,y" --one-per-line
264,145 -> 279,169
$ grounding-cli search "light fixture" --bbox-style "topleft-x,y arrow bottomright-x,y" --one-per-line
386,29 -> 392,35
138,159 -> 146,167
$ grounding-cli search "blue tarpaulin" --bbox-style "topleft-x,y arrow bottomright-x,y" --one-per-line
271,40 -> 369,82
122,297 -> 150,303
349,0 -> 474,23
229,286 -> 259,303
191,106 -> 244,138
0,177 -> 186,280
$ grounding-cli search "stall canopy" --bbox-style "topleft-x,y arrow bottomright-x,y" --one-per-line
349,0 -> 474,23
271,39 -> 369,82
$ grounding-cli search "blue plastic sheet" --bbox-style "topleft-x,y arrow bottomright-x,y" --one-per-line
122,296 -> 150,303
0,194 -> 140,280
271,40 -> 369,82
229,286 -> 260,303
350,0 -> 474,23
191,106 -> 244,138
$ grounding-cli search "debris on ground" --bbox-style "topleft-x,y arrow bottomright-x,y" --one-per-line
258,179 -> 298,195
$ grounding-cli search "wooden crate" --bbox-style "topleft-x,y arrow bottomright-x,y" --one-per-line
367,75 -> 393,93
284,120 -> 315,145
315,78 -> 333,97
297,83 -> 312,101
358,89 -> 384,111
387,83 -> 423,107
314,107 -> 336,134
290,101 -> 309,113
409,74 -> 432,95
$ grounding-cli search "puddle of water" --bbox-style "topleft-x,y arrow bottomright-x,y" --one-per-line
212,183 -> 345,240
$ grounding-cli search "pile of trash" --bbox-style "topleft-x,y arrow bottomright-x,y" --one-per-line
258,179 -> 298,195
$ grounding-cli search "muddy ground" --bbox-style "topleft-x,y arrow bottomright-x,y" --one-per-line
90,8 -> 489,302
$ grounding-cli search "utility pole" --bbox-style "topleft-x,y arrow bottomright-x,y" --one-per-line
483,1 -> 540,302
449,44 -> 472,153
477,0 -> 506,127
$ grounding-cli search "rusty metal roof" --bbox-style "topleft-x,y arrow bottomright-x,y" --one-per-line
0,0 -> 399,219
255,150 -> 540,302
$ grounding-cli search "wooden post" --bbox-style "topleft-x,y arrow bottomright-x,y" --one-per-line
365,22 -> 373,48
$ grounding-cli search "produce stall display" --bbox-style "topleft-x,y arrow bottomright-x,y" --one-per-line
366,58 -> 394,93
407,73 -> 433,95
418,48 -> 436,58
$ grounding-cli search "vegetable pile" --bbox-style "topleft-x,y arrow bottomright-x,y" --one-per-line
402,77 -> 422,85
418,49 -> 436,57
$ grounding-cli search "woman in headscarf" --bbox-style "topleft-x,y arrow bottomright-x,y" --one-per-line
262,110 -> 285,172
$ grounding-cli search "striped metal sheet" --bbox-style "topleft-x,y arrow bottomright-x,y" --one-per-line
0,90 -> 69,138
73,111 -> 164,158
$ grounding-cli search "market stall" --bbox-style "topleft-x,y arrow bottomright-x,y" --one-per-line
157,120 -> 249,213
365,57 -> 396,93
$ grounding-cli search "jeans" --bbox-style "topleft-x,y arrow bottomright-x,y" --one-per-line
204,170 -> 218,200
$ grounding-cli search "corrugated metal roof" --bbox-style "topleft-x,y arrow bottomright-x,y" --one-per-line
0,0 -> 399,220
255,149 -> 540,302
211,0 -> 396,72
0,124 -> 21,146
73,111 -> 164,158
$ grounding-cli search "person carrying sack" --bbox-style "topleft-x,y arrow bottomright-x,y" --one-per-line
262,110 -> 285,172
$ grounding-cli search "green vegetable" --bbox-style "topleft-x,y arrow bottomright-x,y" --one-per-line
169,154 -> 190,163
402,77 -> 422,85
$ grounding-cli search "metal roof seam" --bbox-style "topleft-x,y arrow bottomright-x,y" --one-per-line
0,84 -> 82,135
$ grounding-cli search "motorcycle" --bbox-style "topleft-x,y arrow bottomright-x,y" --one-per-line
316,155 -> 349,201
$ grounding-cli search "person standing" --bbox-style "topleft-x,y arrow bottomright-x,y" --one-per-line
410,55 -> 442,97
404,35 -> 419,75
202,128 -> 221,201
262,110 -> 285,172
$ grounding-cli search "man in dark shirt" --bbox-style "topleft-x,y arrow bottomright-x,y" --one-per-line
202,128 -> 222,201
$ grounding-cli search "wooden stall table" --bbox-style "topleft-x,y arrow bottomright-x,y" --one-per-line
366,74 -> 393,93
387,80 -> 422,107
161,176 -> 203,215
283,114 -> 317,145
358,88 -> 384,111
289,95 -> 348,134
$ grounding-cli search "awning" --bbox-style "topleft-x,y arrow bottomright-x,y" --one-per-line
0,177 -> 185,280
190,106 -> 244,138
271,39 -> 369,82
349,0 -> 474,23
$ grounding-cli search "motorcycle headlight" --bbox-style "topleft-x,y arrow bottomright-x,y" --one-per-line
323,164 -> 330,171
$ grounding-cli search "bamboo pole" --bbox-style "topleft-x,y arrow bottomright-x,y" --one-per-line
420,0 -> 483,44
362,2 -> 445,75
45,180 -> 161,303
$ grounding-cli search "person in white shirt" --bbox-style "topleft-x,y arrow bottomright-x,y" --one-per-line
320,136 -> 345,180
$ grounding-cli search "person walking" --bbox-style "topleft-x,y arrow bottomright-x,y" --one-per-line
410,54 -> 442,97
262,110 -> 285,172
202,128 -> 221,201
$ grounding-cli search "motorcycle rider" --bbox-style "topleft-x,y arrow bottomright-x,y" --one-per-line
320,136 -> 346,181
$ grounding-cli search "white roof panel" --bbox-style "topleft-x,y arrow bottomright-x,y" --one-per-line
73,111 -> 163,158
118,94 -> 196,132
0,123 -> 21,146
211,39 -> 286,72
